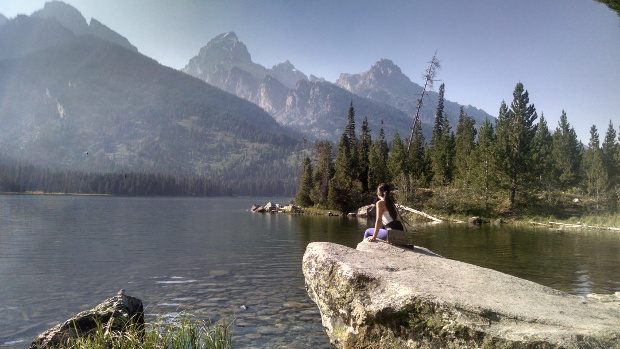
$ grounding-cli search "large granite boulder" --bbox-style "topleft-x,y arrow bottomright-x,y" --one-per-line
357,204 -> 376,218
30,291 -> 144,349
302,241 -> 620,348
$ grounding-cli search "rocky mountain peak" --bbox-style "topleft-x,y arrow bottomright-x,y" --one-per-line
370,58 -> 405,78
201,31 -> 251,63
309,74 -> 326,82
0,13 -> 8,26
27,1 -> 137,52
336,59 -> 419,99
270,60 -> 308,89
183,31 -> 257,81
32,1 -> 90,36
272,60 -> 294,70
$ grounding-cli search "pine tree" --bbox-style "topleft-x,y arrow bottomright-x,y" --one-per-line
295,157 -> 314,207
584,125 -> 608,212
358,116 -> 372,191
310,140 -> 334,205
532,113 -> 554,191
454,106 -> 477,185
368,141 -> 389,191
387,132 -> 407,180
378,120 -> 389,160
494,82 -> 538,209
471,118 -> 496,210
390,132 -> 414,201
602,120 -> 617,186
551,110 -> 581,190
434,84 -> 446,136
429,83 -> 452,186
344,101 -> 359,180
408,115 -> 427,187
368,121 -> 389,190
346,101 -> 357,143
328,132 -> 363,212
588,125 -> 600,154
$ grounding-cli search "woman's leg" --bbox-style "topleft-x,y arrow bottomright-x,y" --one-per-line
364,228 -> 389,240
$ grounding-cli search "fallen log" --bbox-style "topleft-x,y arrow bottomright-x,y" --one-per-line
396,204 -> 444,223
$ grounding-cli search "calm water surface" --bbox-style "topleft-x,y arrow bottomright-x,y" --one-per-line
1,195 -> 619,347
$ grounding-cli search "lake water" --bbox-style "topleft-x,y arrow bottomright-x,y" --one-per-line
1,195 -> 619,348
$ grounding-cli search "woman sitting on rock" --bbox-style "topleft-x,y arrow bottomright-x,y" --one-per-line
364,183 -> 403,242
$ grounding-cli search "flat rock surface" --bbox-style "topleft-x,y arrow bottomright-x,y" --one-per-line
303,241 -> 620,348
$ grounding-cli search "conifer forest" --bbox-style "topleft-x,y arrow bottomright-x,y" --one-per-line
295,82 -> 620,217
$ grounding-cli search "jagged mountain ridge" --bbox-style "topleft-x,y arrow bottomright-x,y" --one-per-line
0,13 -> 8,26
0,3 -> 137,61
0,6 -> 301,185
183,32 -> 309,92
273,79 -> 414,141
336,59 -> 492,130
184,33 -> 495,142
183,32 -> 423,141
0,14 -> 76,60
270,60 -> 309,89
32,1 -> 137,51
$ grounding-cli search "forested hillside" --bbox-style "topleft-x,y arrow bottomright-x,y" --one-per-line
0,12 -> 305,195
295,83 -> 620,217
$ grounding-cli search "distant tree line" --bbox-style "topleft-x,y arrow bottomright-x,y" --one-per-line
295,82 -> 620,215
0,161 -> 297,197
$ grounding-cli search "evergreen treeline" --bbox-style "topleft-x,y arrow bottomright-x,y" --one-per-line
295,82 -> 620,216
0,160 -> 297,197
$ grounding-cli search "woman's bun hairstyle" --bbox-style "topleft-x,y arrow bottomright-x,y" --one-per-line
377,183 -> 390,197
377,183 -> 398,221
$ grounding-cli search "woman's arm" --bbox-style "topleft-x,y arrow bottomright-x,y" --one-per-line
367,200 -> 385,241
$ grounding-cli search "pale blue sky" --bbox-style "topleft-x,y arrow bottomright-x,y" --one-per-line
1,0 -> 619,143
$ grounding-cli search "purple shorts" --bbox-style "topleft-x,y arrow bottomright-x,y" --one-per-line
364,228 -> 388,240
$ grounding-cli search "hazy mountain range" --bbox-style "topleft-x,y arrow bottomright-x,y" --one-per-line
0,1 -> 300,186
0,1 -> 494,188
183,32 -> 494,141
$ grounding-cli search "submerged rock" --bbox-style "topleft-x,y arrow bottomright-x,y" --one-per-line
30,291 -> 144,349
302,241 -> 620,348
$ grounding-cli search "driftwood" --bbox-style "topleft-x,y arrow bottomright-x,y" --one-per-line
396,204 -> 444,223
532,221 -> 620,232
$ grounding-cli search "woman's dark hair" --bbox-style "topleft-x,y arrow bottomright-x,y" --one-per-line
377,183 -> 398,221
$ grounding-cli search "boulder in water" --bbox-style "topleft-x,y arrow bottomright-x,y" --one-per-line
30,291 -> 144,349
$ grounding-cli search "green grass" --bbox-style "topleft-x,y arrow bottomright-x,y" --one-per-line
60,312 -> 232,349
561,213 -> 620,228
397,186 -> 620,229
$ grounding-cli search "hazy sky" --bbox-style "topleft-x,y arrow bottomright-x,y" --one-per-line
2,0 -> 619,143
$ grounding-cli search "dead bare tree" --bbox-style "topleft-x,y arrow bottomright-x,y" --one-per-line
406,52 -> 441,152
